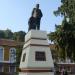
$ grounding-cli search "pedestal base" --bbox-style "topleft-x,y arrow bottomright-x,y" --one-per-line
19,30 -> 54,75
19,72 -> 54,75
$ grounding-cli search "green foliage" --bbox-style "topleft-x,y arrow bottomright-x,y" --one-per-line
49,19 -> 75,60
49,0 -> 75,61
16,46 -> 23,64
0,29 -> 26,42
0,30 -> 5,38
54,0 -> 75,23
4,29 -> 13,39
13,31 -> 26,42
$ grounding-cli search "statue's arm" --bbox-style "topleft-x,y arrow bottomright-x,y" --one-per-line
40,9 -> 43,17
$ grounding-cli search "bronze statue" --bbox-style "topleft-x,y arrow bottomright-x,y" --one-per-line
28,4 -> 43,31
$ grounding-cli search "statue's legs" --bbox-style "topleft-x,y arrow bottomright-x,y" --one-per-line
28,23 -> 36,31
37,25 -> 40,30
36,18 -> 41,30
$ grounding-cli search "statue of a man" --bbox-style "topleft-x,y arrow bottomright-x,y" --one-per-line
28,4 -> 43,31
32,4 -> 43,30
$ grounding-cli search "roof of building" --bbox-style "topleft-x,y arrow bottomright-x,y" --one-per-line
0,39 -> 24,46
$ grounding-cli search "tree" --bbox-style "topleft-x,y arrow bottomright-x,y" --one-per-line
13,31 -> 26,42
0,30 -> 5,38
54,0 -> 75,23
16,45 -> 23,64
49,19 -> 75,60
4,29 -> 13,39
49,0 -> 75,61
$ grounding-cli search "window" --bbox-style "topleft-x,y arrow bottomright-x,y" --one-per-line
10,48 -> 16,62
0,47 -> 4,61
22,53 -> 26,62
35,51 -> 46,61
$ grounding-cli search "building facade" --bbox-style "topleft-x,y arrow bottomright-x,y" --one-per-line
0,39 -> 23,74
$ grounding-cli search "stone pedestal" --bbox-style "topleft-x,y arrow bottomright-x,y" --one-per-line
19,30 -> 54,75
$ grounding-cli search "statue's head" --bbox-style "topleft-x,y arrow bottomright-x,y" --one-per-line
36,4 -> 39,9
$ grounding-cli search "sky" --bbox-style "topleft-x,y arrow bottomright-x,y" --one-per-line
0,0 -> 63,33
